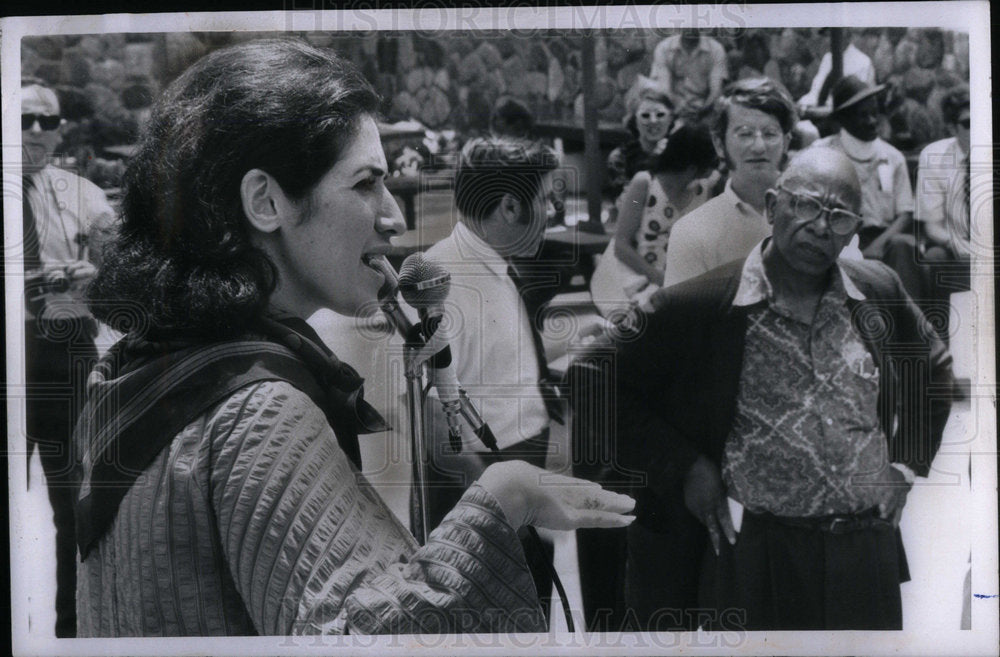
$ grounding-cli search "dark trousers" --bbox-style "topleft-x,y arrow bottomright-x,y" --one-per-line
623,512 -> 707,631
858,227 -> 926,302
575,526 -> 628,631
423,431 -> 554,624
699,509 -> 904,631
24,317 -> 98,638
919,247 -> 971,343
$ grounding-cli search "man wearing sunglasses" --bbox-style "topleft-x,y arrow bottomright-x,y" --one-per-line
596,147 -> 951,629
21,79 -> 115,637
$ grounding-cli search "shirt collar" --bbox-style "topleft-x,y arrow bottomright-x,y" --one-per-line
722,178 -> 762,218
452,220 -> 509,278
838,129 -> 878,161
732,240 -> 867,308
671,35 -> 710,53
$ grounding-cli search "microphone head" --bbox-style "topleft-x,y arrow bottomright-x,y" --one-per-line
398,252 -> 450,308
366,255 -> 399,302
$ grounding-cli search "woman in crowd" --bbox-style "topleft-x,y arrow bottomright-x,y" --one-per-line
74,38 -> 633,637
605,80 -> 675,213
613,124 -> 718,288
592,124 -> 717,316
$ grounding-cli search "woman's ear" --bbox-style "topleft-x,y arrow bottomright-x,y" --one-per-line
241,169 -> 291,233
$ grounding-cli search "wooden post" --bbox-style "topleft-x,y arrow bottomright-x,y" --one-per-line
830,28 -> 844,84
817,27 -> 845,108
578,33 -> 605,234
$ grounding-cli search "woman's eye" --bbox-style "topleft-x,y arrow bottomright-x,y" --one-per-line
356,175 -> 378,189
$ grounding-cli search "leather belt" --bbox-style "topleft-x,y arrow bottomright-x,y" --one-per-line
751,507 -> 889,535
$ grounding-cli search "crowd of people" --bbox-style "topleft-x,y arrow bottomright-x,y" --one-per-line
17,27 -> 971,639
596,27 -> 972,337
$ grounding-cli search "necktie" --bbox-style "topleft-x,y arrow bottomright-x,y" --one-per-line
507,261 -> 565,425
23,174 -> 45,318
962,153 -> 970,231
23,173 -> 41,272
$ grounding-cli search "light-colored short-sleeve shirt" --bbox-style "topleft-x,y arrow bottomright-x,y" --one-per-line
915,137 -> 970,255
649,35 -> 727,110
662,180 -> 770,288
25,164 -> 115,319
798,43 -> 876,107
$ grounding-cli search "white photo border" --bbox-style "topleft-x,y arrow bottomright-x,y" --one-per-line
3,3 -> 996,655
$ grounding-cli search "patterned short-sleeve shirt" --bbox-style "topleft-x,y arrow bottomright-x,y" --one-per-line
722,244 -> 890,517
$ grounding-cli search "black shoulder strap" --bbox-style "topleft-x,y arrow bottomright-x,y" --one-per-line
76,341 -> 357,560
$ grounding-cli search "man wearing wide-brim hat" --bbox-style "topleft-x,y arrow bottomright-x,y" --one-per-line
809,75 -> 922,300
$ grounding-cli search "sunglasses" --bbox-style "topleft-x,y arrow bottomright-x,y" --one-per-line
22,114 -> 61,131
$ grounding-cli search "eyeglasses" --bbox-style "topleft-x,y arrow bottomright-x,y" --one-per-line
731,125 -> 785,146
958,117 -> 970,129
776,184 -> 863,236
638,111 -> 669,121
22,114 -> 61,131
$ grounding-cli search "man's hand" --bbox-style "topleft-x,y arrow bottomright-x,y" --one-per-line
683,455 -> 736,555
64,260 -> 98,282
863,466 -> 913,528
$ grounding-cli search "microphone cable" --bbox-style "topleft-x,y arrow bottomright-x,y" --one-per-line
395,252 -> 576,633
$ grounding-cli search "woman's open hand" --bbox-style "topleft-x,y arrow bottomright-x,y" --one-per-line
478,461 -> 635,531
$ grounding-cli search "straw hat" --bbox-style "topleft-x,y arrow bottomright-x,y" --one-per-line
831,75 -> 886,114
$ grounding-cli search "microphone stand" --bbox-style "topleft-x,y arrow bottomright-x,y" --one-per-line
380,290 -> 436,546
377,255 -> 576,632
403,352 -> 430,545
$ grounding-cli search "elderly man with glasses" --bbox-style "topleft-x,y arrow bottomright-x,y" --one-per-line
586,147 -> 952,630
20,79 -> 115,637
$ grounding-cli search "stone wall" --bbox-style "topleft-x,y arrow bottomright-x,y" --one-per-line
21,29 -> 970,187
21,30 -> 670,186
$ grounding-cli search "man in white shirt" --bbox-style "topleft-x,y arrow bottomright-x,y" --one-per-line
649,31 -> 728,122
423,136 -> 560,617
798,29 -> 877,109
915,85 -> 971,324
811,75 -> 921,299
21,80 -> 115,637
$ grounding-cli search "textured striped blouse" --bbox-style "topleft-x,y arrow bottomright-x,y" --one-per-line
76,381 -> 543,636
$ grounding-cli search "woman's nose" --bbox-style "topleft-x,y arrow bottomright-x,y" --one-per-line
377,188 -> 407,236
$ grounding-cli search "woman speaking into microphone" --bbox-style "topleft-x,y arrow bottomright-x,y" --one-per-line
76,38 -> 633,637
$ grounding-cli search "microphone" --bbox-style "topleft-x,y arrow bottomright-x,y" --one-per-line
371,255 -> 422,347
397,253 -> 498,452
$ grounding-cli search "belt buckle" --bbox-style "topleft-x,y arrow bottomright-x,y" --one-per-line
827,517 -> 851,534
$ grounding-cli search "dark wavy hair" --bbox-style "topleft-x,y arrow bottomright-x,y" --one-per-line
88,39 -> 380,339
454,137 -> 558,223
940,84 -> 969,126
651,123 -> 718,175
